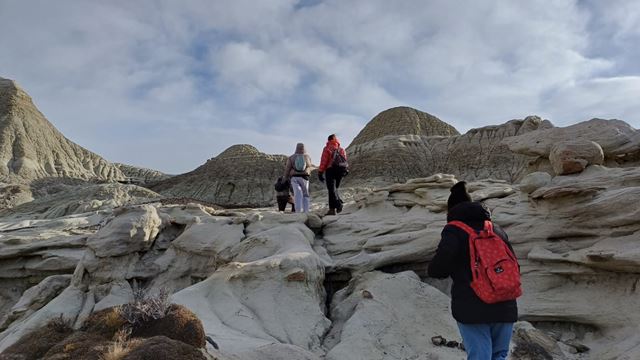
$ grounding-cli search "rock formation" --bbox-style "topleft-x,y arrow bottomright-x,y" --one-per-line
115,163 -> 172,185
503,118 -> 640,175
150,144 -> 287,208
0,77 -> 124,182
348,106 -> 460,147
346,109 -> 551,184
2,157 -> 639,358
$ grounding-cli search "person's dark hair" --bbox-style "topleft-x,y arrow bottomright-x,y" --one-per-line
447,181 -> 472,211
328,134 -> 336,141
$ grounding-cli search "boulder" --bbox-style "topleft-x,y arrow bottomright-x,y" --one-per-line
86,205 -> 162,258
549,140 -> 604,175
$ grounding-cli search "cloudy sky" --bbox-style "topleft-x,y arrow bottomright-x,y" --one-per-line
1,0 -> 639,174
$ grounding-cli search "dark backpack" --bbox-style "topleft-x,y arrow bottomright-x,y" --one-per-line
274,177 -> 289,192
448,220 -> 522,304
331,147 -> 348,169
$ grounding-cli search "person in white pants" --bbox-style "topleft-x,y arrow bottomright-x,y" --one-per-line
283,143 -> 312,213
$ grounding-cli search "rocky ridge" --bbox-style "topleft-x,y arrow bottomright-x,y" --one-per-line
115,163 -> 172,185
150,144 -> 287,208
346,114 -> 551,184
0,77 -> 124,182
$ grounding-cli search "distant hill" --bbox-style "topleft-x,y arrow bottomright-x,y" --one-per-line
150,144 -> 287,207
345,107 -> 549,183
0,77 -> 124,182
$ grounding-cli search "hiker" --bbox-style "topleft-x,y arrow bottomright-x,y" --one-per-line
428,181 -> 520,360
317,134 -> 348,215
274,176 -> 295,212
284,143 -> 312,213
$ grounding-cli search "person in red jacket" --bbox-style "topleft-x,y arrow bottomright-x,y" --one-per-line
318,134 -> 348,215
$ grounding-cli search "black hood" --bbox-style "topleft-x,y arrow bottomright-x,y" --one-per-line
446,201 -> 491,223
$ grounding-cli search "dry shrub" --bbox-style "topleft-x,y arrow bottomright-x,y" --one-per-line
42,331 -> 111,360
120,289 -> 171,328
83,307 -> 128,339
0,315 -> 73,360
131,304 -> 205,348
120,336 -> 206,360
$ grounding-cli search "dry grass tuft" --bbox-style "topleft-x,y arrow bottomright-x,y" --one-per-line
119,288 -> 171,328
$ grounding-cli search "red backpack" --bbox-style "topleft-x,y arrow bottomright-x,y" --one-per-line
448,220 -> 522,304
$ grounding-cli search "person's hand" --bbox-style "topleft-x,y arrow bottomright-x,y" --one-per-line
318,172 -> 325,183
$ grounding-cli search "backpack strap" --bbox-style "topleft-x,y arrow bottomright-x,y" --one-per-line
447,221 -> 477,235
447,221 -> 481,274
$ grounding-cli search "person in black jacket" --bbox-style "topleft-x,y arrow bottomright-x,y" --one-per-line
428,181 -> 517,360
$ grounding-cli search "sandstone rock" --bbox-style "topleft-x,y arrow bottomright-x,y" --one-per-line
324,271 -> 461,360
503,118 -> 640,158
511,321 -> 565,359
0,275 -> 71,330
519,171 -> 552,194
171,221 -> 244,257
0,182 -> 160,219
0,286 -> 85,352
236,343 -> 322,360
549,140 -> 604,175
0,77 -> 124,182
172,222 -> 330,357
86,205 -> 162,257
150,144 -> 289,208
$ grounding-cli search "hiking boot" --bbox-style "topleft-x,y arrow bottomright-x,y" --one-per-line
336,204 -> 343,213
326,208 -> 336,216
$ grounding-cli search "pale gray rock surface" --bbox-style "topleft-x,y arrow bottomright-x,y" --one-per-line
324,271 -> 462,360
0,182 -> 160,219
519,171 -> 552,194
86,204 -> 162,257
0,77 -> 124,182
503,118 -> 640,158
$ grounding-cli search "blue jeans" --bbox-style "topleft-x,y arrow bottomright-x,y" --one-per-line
457,322 -> 513,360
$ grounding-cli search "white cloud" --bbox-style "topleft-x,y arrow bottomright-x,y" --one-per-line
213,42 -> 301,103
0,0 -> 639,173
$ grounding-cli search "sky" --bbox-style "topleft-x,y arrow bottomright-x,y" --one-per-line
1,0 -> 639,174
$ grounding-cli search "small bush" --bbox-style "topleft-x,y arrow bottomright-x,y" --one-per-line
83,307 -> 127,338
120,289 -> 171,328
131,304 -> 206,348
0,315 -> 73,360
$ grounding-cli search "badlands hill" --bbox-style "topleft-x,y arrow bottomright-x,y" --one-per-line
346,107 -> 551,184
150,144 -> 287,208
0,77 -> 124,182
1,77 -> 640,359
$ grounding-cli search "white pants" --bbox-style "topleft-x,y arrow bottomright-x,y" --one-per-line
290,176 -> 310,213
